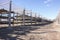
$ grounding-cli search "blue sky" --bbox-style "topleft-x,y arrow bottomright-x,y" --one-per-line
0,0 -> 60,20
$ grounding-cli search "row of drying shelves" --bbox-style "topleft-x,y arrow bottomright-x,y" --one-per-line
0,16 -> 39,22
0,20 -> 36,24
0,16 -> 37,20
0,22 -> 47,28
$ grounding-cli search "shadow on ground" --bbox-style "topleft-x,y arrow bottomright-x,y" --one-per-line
0,22 -> 52,40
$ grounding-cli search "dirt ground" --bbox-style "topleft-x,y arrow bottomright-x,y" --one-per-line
0,23 -> 60,40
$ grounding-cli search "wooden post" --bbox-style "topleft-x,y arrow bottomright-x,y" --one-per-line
8,0 -> 12,29
13,13 -> 14,27
35,13 -> 36,24
31,12 -> 32,25
23,9 -> 25,26
17,13 -> 18,25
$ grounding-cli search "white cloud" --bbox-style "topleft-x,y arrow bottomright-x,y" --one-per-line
44,0 -> 52,7
44,1 -> 48,4
44,0 -> 52,4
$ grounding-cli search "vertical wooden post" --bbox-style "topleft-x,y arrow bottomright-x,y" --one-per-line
17,13 -> 19,26
35,13 -> 36,24
31,12 -> 32,25
23,9 -> 25,26
38,14 -> 40,24
8,0 -> 12,29
0,14 -> 1,22
13,13 -> 14,27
